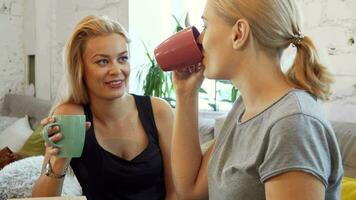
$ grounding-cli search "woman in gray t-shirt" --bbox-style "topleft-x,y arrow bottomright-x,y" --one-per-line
171,0 -> 343,199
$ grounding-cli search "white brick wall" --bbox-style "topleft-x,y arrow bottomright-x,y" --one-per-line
0,0 -> 25,105
36,0 -> 129,100
0,0 -> 355,122
0,0 -> 128,108
298,0 -> 356,122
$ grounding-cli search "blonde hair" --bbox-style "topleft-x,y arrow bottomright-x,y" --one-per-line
50,15 -> 130,114
213,0 -> 333,100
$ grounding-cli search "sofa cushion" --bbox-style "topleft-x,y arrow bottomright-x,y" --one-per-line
341,177 -> 356,200
198,117 -> 215,144
198,111 -> 225,145
0,116 -> 19,133
0,115 -> 33,152
331,121 -> 356,178
18,125 -> 45,156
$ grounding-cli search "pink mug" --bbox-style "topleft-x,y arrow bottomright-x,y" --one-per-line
154,26 -> 203,71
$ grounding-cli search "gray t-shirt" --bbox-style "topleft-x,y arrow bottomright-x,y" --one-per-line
208,90 -> 343,200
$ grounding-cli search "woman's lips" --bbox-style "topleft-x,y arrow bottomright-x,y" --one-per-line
105,80 -> 124,88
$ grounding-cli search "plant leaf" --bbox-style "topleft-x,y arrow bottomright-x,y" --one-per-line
199,88 -> 208,94
172,15 -> 183,31
184,12 -> 190,27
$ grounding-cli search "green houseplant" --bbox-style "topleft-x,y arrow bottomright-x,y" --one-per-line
137,42 -> 175,106
137,14 -> 191,107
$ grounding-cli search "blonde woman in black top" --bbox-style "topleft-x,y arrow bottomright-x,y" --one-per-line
32,15 -> 176,200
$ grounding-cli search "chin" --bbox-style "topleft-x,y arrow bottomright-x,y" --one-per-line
100,90 -> 126,101
203,71 -> 213,79
111,91 -> 127,99
204,68 -> 221,80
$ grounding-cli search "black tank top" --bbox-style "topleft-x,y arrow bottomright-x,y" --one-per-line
70,94 -> 165,200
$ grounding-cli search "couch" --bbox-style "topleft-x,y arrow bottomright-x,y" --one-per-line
0,93 -> 355,199
1,94 -> 52,129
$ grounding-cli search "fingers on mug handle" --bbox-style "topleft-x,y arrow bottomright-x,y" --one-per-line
196,62 -> 203,71
188,66 -> 195,73
85,121 -> 91,130
50,132 -> 63,143
43,123 -> 61,148
40,117 -> 55,126
188,64 -> 201,73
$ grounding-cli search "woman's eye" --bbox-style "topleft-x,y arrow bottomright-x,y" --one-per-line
118,56 -> 129,63
96,59 -> 109,66
202,25 -> 207,31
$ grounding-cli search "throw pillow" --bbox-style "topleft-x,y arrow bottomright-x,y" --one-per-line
0,116 -> 19,133
341,177 -> 356,200
0,115 -> 33,152
18,125 -> 45,156
0,147 -> 24,169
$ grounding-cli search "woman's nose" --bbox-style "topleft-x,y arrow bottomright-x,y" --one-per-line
109,61 -> 122,75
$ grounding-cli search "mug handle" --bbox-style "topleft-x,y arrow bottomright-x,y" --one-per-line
42,122 -> 62,148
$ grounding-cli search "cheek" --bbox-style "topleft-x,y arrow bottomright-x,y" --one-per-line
202,31 -> 220,60
85,68 -> 100,81
84,67 -> 105,91
82,69 -> 91,86
204,44 -> 231,78
123,65 -> 130,78
83,71 -> 97,90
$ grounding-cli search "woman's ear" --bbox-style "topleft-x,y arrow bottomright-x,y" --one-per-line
232,19 -> 250,50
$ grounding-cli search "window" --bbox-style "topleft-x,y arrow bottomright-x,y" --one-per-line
25,54 -> 36,96
28,55 -> 35,86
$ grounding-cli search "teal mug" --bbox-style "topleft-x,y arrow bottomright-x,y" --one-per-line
42,115 -> 86,157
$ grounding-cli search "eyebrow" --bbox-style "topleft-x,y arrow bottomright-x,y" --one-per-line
91,51 -> 128,60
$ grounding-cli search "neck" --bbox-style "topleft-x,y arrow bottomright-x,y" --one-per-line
89,93 -> 134,123
232,50 -> 293,120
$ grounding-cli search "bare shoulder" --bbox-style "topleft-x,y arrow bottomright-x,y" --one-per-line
150,97 -> 174,134
150,97 -> 173,118
53,102 -> 84,115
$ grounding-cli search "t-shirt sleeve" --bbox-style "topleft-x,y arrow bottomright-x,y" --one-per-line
259,114 -> 332,186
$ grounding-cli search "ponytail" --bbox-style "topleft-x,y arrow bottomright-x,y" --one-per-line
213,0 -> 333,100
286,36 -> 333,100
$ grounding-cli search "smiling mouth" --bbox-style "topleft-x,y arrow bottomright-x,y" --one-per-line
105,80 -> 124,88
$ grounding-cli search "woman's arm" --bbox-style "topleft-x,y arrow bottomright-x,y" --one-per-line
32,153 -> 71,196
262,114 -> 333,200
171,92 -> 214,200
265,171 -> 325,200
169,65 -> 211,200
32,103 -> 84,197
151,97 -> 177,200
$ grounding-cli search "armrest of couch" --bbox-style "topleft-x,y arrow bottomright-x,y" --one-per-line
331,121 -> 356,178
198,111 -> 226,145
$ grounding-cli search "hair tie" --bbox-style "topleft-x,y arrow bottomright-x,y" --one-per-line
292,30 -> 304,46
